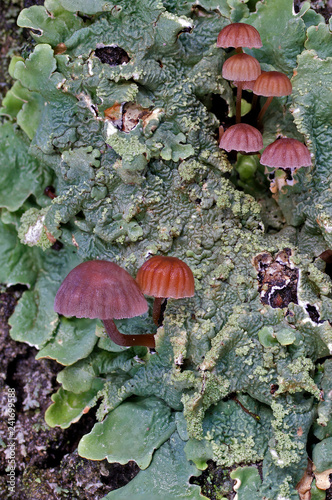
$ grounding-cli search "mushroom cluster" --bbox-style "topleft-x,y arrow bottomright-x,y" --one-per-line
54,257 -> 195,348
217,22 -> 312,188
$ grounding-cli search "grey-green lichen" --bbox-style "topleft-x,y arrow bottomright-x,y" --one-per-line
270,401 -> 305,468
1,0 -> 332,498
18,207 -> 54,250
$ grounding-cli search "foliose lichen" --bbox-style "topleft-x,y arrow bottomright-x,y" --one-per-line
1,0 -> 332,498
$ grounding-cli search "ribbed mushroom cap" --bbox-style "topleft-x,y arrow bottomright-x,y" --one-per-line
233,80 -> 256,91
54,260 -> 148,320
219,123 -> 263,153
217,23 -> 262,49
253,71 -> 292,97
136,256 -> 195,299
222,53 -> 261,82
260,138 -> 312,169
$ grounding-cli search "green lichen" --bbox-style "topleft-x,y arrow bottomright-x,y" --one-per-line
212,437 -> 262,468
1,0 -> 332,498
270,401 -> 305,468
18,207 -> 53,250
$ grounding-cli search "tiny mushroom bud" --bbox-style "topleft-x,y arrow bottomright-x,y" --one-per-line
54,260 -> 155,348
219,123 -> 263,153
253,71 -> 292,126
136,255 -> 195,326
222,53 -> 261,124
217,23 -> 262,52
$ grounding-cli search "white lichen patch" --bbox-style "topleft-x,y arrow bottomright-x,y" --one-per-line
106,121 -> 119,137
24,216 -> 45,245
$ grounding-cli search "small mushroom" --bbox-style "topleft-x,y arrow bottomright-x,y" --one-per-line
234,72 -> 266,110
219,123 -> 263,153
260,138 -> 311,170
217,23 -> 262,53
252,71 -> 292,126
136,256 -> 195,326
54,260 -> 155,348
222,53 -> 261,124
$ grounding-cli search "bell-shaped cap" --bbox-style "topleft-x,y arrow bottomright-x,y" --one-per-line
260,138 -> 312,169
217,23 -> 262,49
233,80 -> 256,91
222,53 -> 261,82
219,123 -> 263,153
253,71 -> 292,97
136,256 -> 195,299
54,260 -> 148,320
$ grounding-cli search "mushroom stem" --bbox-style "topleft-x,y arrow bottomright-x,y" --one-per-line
251,93 -> 258,112
235,47 -> 243,54
257,96 -> 274,127
235,82 -> 243,124
102,319 -> 155,348
152,297 -> 164,326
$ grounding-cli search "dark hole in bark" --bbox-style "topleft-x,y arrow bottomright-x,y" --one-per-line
177,26 -> 192,37
44,185 -> 56,199
210,93 -> 232,126
95,46 -> 130,66
30,28 -> 42,36
254,249 -> 299,308
157,298 -> 168,326
51,240 -> 64,251
284,168 -> 293,181
306,304 -> 322,324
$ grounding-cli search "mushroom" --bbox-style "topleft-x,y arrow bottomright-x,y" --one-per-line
252,71 -> 292,126
222,53 -> 261,124
219,123 -> 263,153
260,138 -> 311,170
136,255 -> 195,326
260,138 -> 311,194
234,71 -> 266,111
54,260 -> 155,348
217,23 -> 262,53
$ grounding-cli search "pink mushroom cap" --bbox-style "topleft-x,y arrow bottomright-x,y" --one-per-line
54,260 -> 148,320
253,71 -> 292,97
217,23 -> 262,49
219,123 -> 263,153
222,53 -> 261,82
260,138 -> 312,169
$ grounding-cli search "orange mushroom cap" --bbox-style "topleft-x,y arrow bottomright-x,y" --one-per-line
219,123 -> 263,153
217,23 -> 262,49
222,53 -> 261,82
54,260 -> 148,320
253,71 -> 292,97
260,138 -> 311,169
136,256 -> 195,299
